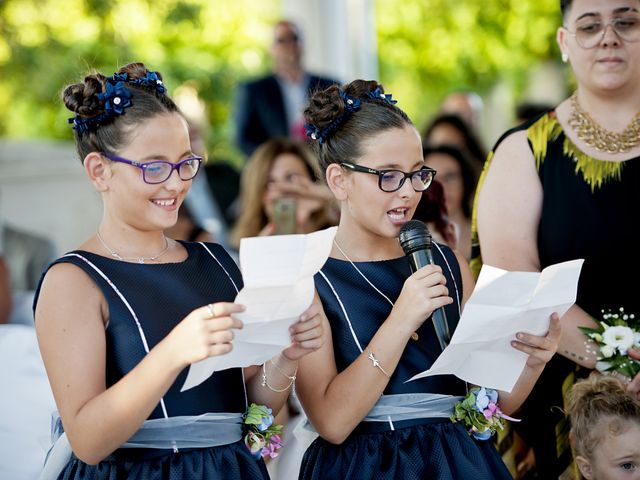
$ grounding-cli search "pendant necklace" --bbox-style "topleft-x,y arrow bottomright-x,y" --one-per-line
333,239 -> 420,342
97,230 -> 170,264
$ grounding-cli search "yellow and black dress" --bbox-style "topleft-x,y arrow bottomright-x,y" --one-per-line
471,110 -> 640,478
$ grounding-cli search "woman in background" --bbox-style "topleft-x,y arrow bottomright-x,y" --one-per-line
423,145 -> 479,260
230,138 -> 335,248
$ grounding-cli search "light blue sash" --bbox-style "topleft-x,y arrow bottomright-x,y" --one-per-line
40,412 -> 243,480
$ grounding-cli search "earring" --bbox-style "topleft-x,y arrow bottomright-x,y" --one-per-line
561,53 -> 569,63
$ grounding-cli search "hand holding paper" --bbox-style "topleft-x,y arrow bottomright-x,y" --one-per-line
408,259 -> 584,392
181,227 -> 337,391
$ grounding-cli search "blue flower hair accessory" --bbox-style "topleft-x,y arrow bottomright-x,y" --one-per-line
68,69 -> 167,134
366,86 -> 397,105
450,387 -> 520,440
304,90 -> 361,144
69,80 -> 133,134
112,70 -> 167,94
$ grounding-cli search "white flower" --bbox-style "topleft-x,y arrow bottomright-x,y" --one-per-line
601,345 -> 615,358
634,331 -> 640,347
602,326 -> 636,355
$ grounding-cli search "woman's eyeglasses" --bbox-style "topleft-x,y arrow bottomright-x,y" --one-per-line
340,162 -> 436,193
565,15 -> 640,49
101,152 -> 203,184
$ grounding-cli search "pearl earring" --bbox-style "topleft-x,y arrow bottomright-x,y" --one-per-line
561,53 -> 569,63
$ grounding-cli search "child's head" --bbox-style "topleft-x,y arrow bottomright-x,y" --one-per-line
566,374 -> 640,480
304,80 -> 434,240
63,63 -> 199,231
63,62 -> 181,162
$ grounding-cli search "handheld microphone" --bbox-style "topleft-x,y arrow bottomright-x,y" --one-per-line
398,220 -> 451,350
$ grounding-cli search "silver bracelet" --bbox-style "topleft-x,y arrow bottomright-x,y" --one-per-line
261,360 -> 296,393
365,349 -> 391,377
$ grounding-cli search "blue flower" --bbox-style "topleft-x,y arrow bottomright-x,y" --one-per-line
474,387 -> 498,412
97,81 -> 133,116
472,429 -> 493,441
257,414 -> 274,431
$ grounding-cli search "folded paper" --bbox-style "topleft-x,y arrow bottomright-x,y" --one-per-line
181,227 -> 337,391
408,259 -> 584,392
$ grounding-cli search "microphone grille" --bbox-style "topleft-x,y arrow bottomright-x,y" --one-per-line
398,220 -> 432,254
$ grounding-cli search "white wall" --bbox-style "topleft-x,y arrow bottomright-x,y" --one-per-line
282,0 -> 378,83
0,140 -> 103,255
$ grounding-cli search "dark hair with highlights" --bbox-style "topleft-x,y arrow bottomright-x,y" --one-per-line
566,374 -> 640,460
303,79 -> 412,175
62,62 -> 180,162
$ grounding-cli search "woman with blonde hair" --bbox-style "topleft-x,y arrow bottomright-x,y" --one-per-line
230,138 -> 335,248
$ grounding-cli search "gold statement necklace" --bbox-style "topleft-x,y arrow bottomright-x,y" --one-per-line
97,230 -> 170,264
568,92 -> 640,154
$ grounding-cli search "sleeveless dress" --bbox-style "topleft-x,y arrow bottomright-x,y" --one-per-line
471,111 -> 640,477
299,244 -> 512,480
34,241 -> 269,480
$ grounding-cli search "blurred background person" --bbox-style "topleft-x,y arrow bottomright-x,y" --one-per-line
423,113 -> 488,169
164,203 -> 213,243
412,180 -> 457,250
233,20 -> 339,158
422,145 -> 480,261
0,218 -> 56,325
440,90 -> 484,132
474,0 -> 640,477
229,138 -> 336,249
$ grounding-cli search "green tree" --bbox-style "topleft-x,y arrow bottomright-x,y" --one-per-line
1,0 -> 564,162
375,0 -> 561,132
0,0 -> 279,163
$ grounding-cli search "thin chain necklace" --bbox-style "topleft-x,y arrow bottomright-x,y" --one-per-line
97,230 -> 170,264
568,92 -> 640,154
333,239 -> 420,341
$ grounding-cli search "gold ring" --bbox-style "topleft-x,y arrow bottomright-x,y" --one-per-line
206,304 -> 215,318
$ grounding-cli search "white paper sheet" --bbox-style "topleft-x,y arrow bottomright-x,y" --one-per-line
407,259 -> 584,392
181,227 -> 337,391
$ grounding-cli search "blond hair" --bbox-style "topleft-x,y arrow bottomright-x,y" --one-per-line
566,374 -> 640,460
229,138 -> 330,248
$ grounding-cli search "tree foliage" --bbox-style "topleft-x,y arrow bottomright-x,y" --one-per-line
0,0 -> 279,163
1,0 -> 563,161
375,0 -> 562,131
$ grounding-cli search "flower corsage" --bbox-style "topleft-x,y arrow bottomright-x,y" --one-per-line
580,308 -> 640,379
450,387 -> 519,440
243,403 -> 284,459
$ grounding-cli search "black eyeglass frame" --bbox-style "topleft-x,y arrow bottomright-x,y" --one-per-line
340,162 -> 437,193
101,152 -> 203,184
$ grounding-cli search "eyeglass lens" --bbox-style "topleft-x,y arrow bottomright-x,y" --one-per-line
574,16 -> 640,48
143,159 -> 200,183
380,169 -> 434,192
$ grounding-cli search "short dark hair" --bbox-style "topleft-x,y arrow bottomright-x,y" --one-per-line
560,0 -> 572,19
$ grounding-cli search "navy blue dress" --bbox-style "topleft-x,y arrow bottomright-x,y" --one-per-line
34,241 -> 269,480
299,244 -> 512,480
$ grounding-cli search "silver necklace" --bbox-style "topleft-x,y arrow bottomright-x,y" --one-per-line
333,239 -> 420,341
97,230 -> 170,264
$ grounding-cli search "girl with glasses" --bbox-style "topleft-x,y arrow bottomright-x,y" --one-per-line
474,0 -> 640,477
33,62 -> 323,480
294,80 -> 561,479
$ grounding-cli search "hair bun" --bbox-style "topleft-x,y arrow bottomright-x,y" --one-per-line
62,73 -> 107,118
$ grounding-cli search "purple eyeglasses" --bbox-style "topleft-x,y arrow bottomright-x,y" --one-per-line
101,152 -> 203,184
